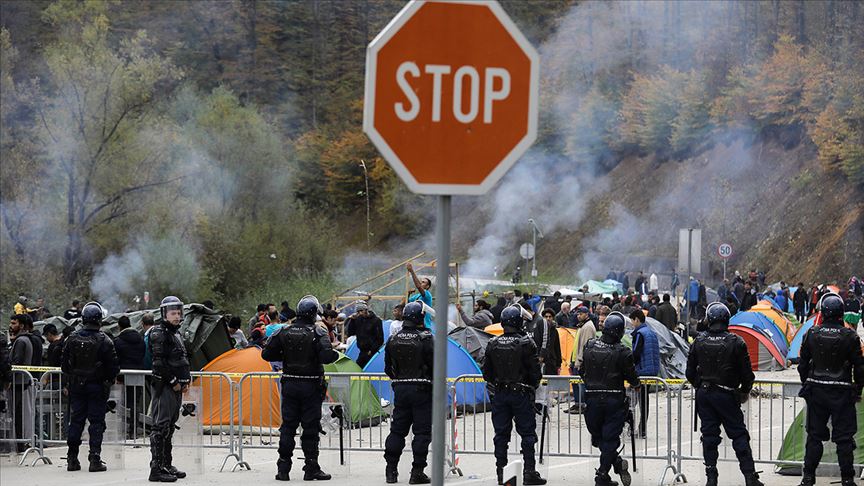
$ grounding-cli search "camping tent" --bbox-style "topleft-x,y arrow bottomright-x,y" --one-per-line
787,316 -> 816,362
361,337 -> 488,409
750,302 -> 797,345
199,349 -> 385,428
35,304 -> 232,371
776,402 -> 864,476
728,325 -> 787,371
448,326 -> 494,367
730,311 -> 789,358
199,347 -> 281,428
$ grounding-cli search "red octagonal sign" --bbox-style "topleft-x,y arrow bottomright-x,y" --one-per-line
364,0 -> 539,195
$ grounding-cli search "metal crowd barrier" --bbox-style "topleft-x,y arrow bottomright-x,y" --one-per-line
7,366 -> 864,483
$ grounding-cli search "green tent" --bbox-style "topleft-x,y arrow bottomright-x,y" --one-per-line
776,402 -> 864,476
324,353 -> 386,426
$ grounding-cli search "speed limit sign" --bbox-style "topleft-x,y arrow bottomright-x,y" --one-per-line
718,243 -> 733,259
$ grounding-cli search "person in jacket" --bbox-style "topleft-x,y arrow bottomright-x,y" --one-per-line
407,263 -> 434,328
9,314 -> 35,452
62,301 -> 120,472
630,310 -> 660,438
114,315 -> 147,439
344,301 -> 384,368
535,309 -> 562,376
544,291 -> 562,315
565,307 -> 596,414
740,281 -> 758,312
654,294 -> 678,334
555,302 -> 572,328
456,300 -> 494,329
490,297 -> 507,324
43,324 -> 64,367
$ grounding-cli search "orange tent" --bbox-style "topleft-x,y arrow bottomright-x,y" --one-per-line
484,323 -> 504,335
198,347 -> 281,428
751,301 -> 796,344
557,327 -> 578,376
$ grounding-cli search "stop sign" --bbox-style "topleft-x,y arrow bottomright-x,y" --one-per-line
363,0 -> 539,195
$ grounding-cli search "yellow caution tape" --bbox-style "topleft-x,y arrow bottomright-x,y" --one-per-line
11,365 -> 61,372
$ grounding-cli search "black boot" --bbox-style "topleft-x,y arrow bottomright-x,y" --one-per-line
594,470 -> 618,486
797,474 -> 815,486
88,453 -> 107,472
408,467 -> 430,484
613,458 -> 630,486
303,467 -> 332,481
385,466 -> 398,484
276,458 -> 291,481
166,465 -> 186,479
744,472 -> 764,486
496,467 -> 504,485
523,468 -> 547,485
149,467 -> 178,482
841,478 -> 858,486
67,444 -> 81,471
705,465 -> 718,486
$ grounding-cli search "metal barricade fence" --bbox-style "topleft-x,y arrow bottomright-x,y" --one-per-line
1,369 -> 45,466
447,374 -> 680,484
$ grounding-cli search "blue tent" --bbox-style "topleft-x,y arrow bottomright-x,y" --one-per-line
730,311 -> 789,357
361,337 -> 488,408
787,316 -> 816,362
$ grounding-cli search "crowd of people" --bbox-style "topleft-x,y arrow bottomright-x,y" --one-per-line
2,268 -> 863,485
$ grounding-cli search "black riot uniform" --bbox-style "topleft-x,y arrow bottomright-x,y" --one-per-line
686,302 -> 763,486
582,312 -> 638,486
797,293 -> 864,486
61,301 -> 119,473
261,295 -> 338,482
482,305 -> 546,486
149,296 -> 191,483
383,302 -> 434,484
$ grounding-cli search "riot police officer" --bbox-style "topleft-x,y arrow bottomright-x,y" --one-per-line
61,301 -> 119,472
798,292 -> 864,486
581,311 -> 638,486
149,296 -> 191,482
686,302 -> 763,486
482,305 -> 546,486
262,295 -> 338,481
383,301 -> 434,484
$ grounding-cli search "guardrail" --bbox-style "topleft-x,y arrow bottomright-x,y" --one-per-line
4,366 -> 862,483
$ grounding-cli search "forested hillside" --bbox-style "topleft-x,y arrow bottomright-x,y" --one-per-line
1,1 -> 861,312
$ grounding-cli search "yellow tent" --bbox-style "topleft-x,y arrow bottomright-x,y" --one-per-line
198,347 -> 281,428
752,301 -> 796,344
484,323 -> 504,335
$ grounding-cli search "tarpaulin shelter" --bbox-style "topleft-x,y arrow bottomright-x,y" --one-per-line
750,302 -> 797,344
35,304 -> 232,371
728,324 -> 787,371
776,402 -> 864,476
362,337 -> 488,409
579,280 -> 621,294
644,317 -> 690,379
448,326 -> 494,367
557,327 -> 578,376
730,311 -> 790,358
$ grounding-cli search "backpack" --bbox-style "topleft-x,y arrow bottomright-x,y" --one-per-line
66,332 -> 105,379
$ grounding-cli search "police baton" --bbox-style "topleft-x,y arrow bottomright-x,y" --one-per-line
626,390 -> 637,472
538,404 -> 548,464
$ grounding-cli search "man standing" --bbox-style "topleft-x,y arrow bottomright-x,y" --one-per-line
344,301 -> 384,368
262,295 -> 338,481
64,300 -> 83,321
456,300 -> 494,329
740,281 -> 757,312
387,304 -> 405,338
43,324 -> 64,367
686,303 -> 763,486
535,309 -> 562,376
9,314 -> 35,453
582,312 -> 639,486
797,292 -> 864,486
383,302 -> 434,484
565,306 -> 596,414
555,302 -> 572,328
407,263 -> 434,328
62,302 -> 119,472
149,296 -> 191,482
114,315 -> 147,438
482,306 -> 546,485
630,310 -> 659,438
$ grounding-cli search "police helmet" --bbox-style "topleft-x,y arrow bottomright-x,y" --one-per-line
500,305 -> 524,332
602,311 -> 626,342
297,295 -> 323,320
402,301 -> 425,327
81,301 -> 106,326
159,296 -> 184,321
819,292 -> 844,320
705,302 -> 731,331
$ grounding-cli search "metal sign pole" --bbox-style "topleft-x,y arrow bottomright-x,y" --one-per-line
431,195 -> 451,486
